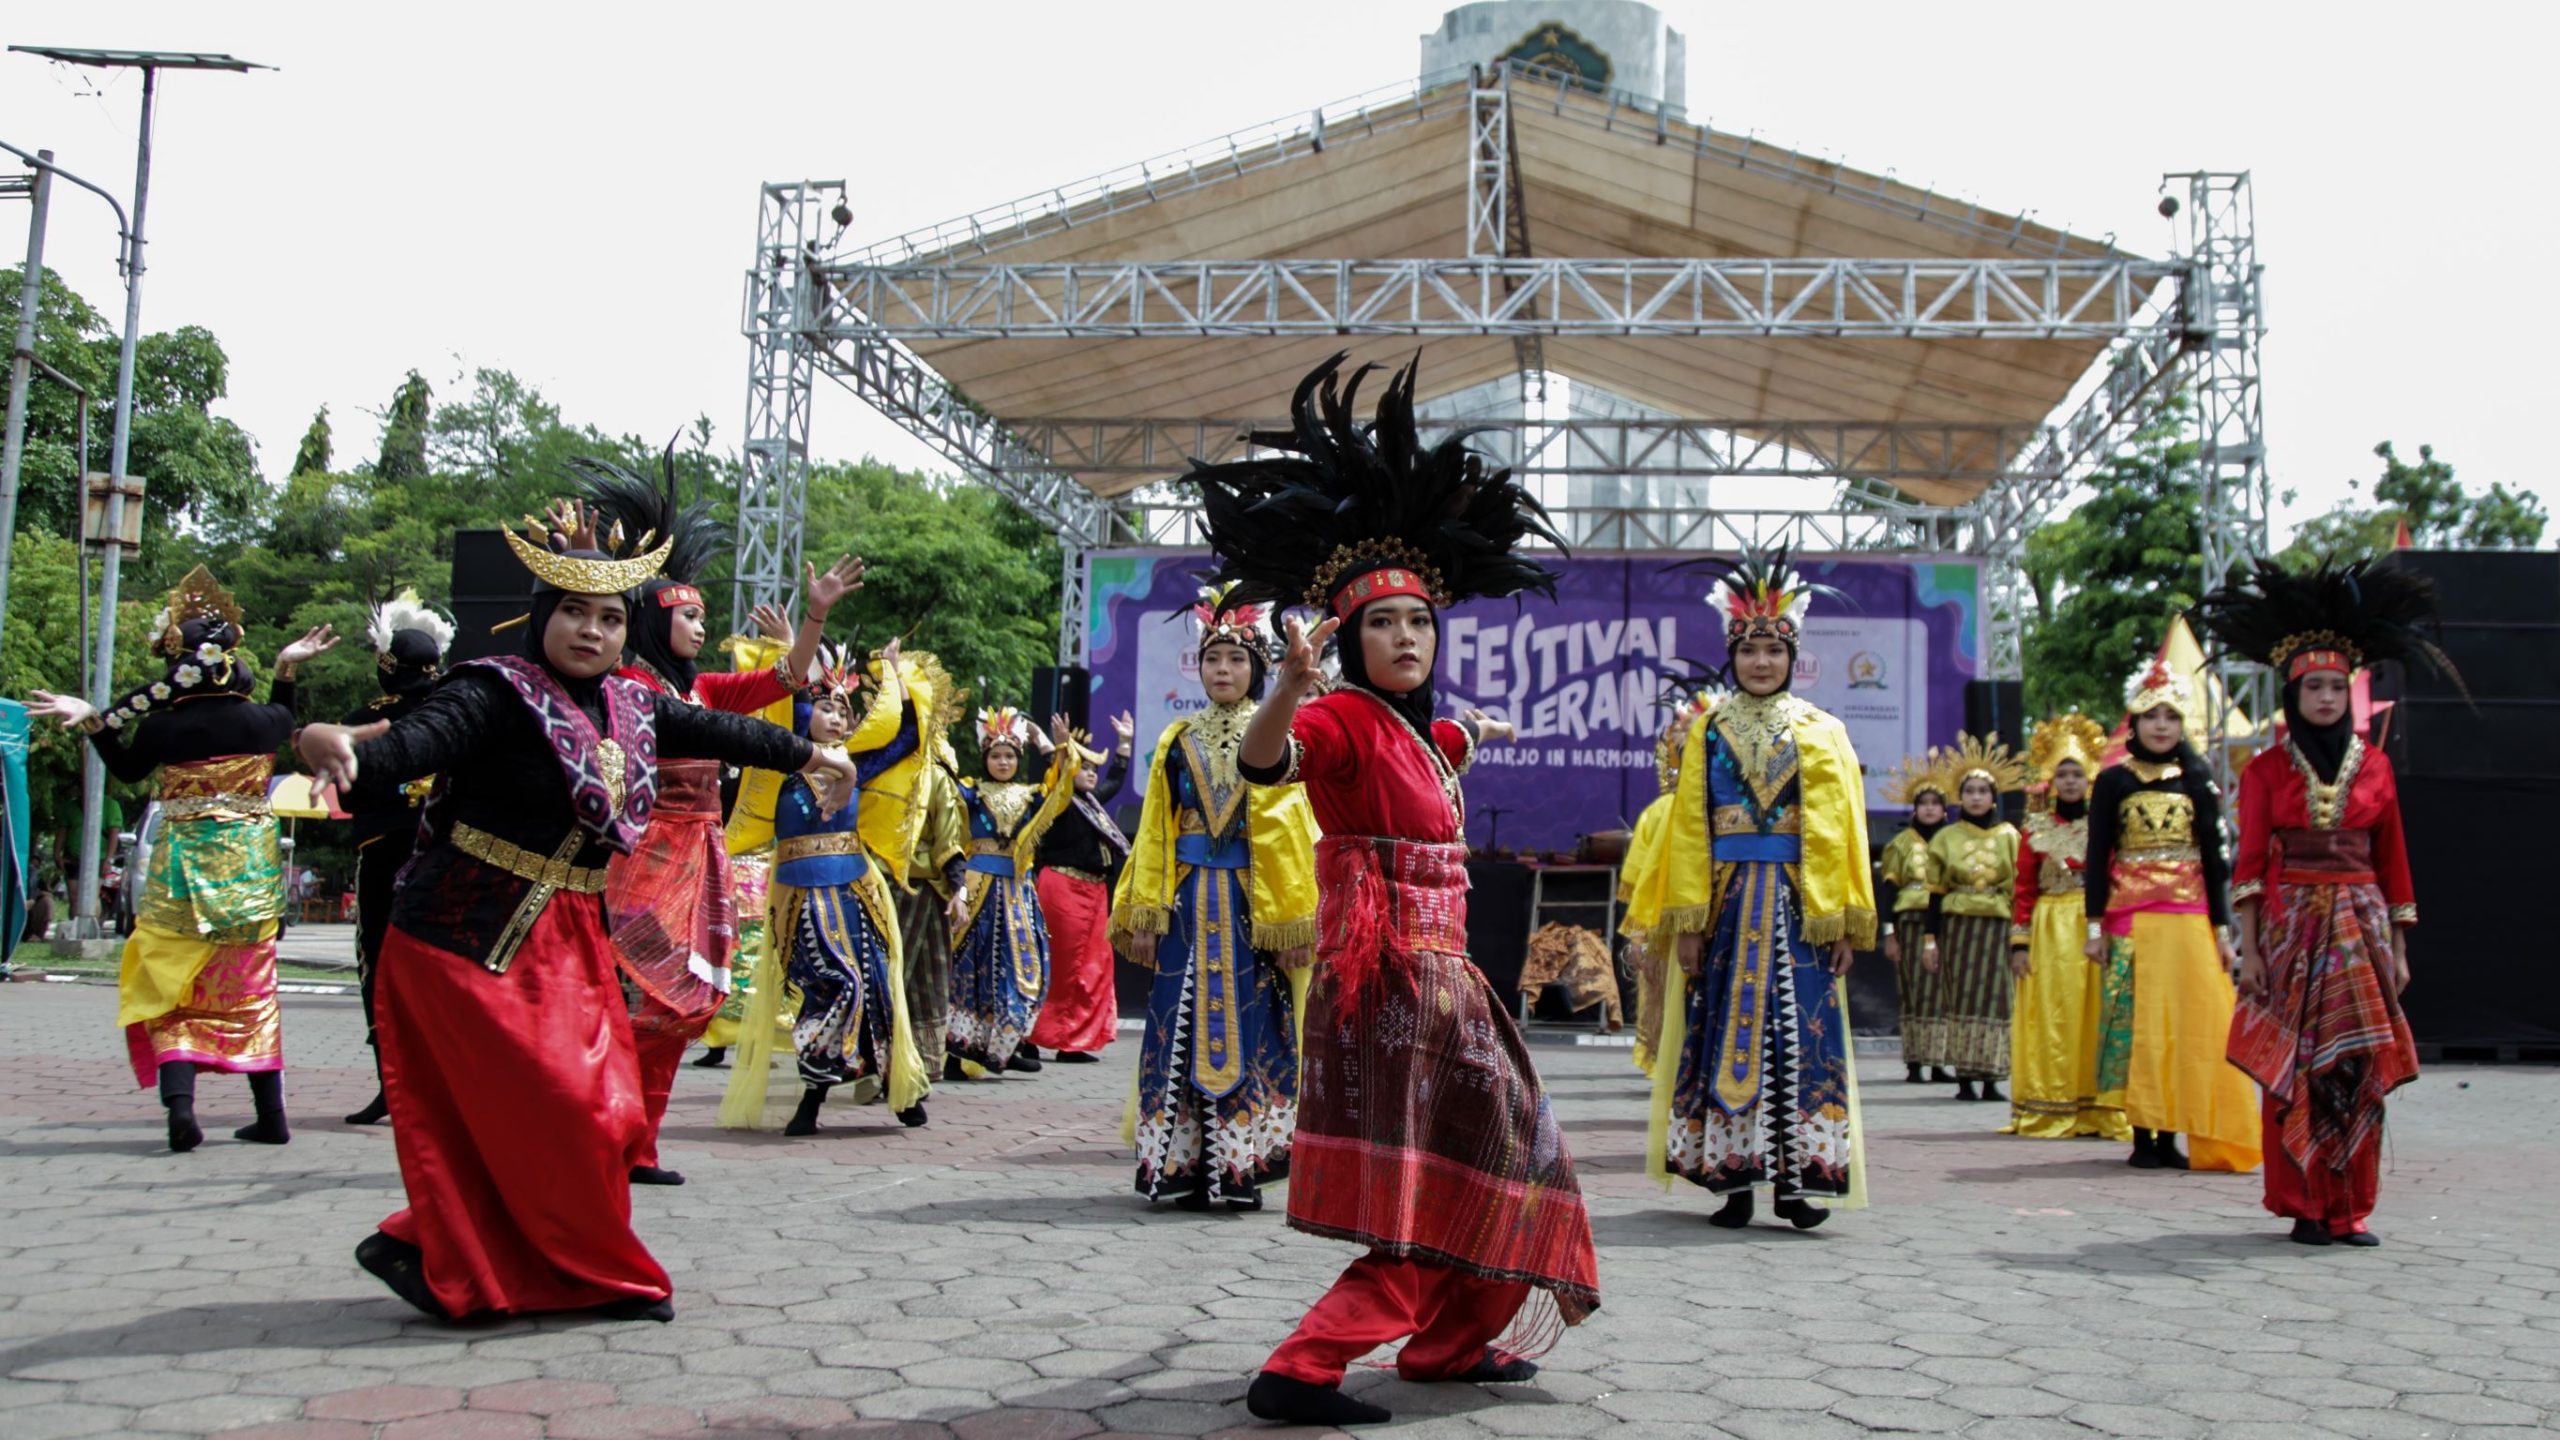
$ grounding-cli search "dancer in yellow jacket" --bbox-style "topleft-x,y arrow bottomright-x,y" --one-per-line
1642,545 -> 1875,1229
1112,586 -> 1320,1210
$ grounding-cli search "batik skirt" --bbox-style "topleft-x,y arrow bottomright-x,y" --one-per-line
1132,858 -> 1297,1201
947,859 -> 1049,1069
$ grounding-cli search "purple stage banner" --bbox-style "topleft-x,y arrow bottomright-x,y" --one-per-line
1084,551 -> 1982,853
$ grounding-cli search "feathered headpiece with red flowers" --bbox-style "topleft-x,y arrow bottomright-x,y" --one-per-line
1190,580 -> 1271,660
1689,542 -> 1844,653
976,706 -> 1034,755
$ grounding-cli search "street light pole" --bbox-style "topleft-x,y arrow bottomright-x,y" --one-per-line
8,47 -> 271,936
0,148 -> 51,626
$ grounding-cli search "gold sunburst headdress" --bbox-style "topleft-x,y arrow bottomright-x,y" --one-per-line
2026,713 -> 2107,786
1948,731 -> 2028,795
1883,747 -> 1958,807
150,565 -> 244,660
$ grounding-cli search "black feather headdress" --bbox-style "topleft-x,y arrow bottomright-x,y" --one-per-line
2190,555 -> 2462,694
571,448 -> 730,692
1186,354 -> 1564,616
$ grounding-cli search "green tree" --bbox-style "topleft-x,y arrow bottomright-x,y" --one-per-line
374,370 -> 432,484
2022,401 -> 2204,718
288,405 -> 332,478
2280,441 -> 2548,569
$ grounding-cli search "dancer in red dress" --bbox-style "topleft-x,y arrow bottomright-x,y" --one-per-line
571,464 -> 865,1184
2197,557 -> 2449,1246
1026,711 -> 1135,1062
1195,356 -> 1599,1428
295,511 -> 861,1321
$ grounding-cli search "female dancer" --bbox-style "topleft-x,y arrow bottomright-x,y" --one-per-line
28,568 -> 336,1150
1620,687 -> 1709,1077
293,515 -> 859,1321
2198,557 -> 2439,1245
1197,355 -> 1599,1429
1644,545 -> 1874,1229
1113,586 -> 1318,1210
1878,751 -> 1953,1084
770,643 -> 930,1133
1926,733 -> 2025,1104
572,465 -> 862,1183
944,708 -> 1078,1076
339,590 -> 454,1128
1027,710 -> 1135,1063
2086,659 -> 2261,1173
2004,714 -> 2128,1140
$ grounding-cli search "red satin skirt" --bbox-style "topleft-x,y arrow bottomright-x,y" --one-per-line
375,897 -> 671,1317
1029,870 -> 1118,1054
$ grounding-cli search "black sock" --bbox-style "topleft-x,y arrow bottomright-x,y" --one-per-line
159,1063 -> 202,1153
236,1071 -> 290,1144
784,1086 -> 828,1137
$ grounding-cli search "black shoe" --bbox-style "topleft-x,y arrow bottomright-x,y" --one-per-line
2333,1226 -> 2381,1248
896,1103 -> 929,1128
944,1055 -> 966,1082
1004,1052 -> 1044,1074
784,1088 -> 826,1137
1774,1196 -> 1830,1230
166,1100 -> 202,1154
1955,1080 -> 1979,1102
628,1165 -> 686,1186
692,1048 -> 728,1069
1905,1063 -> 1924,1083
234,1117 -> 292,1145
1245,1371 -> 1391,1426
1930,1067 -> 1955,1083
2151,1132 -> 2190,1171
2289,1219 -> 2332,1246
343,1091 -> 389,1126
355,1231 -> 448,1320
2128,1138 -> 2163,1169
596,1294 -> 676,1322
1980,1080 -> 2006,1103
1707,1190 -> 1754,1228
1459,1346 -> 1539,1383
1054,1050 -> 1101,1064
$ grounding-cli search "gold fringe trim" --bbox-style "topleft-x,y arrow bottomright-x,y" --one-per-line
1795,906 -> 1879,950
1656,903 -> 1717,938
1254,913 -> 1318,954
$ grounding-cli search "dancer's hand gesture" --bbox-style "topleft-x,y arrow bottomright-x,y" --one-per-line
1675,932 -> 1703,979
749,603 -> 792,641
297,720 -> 391,791
802,746 -> 858,817
879,636 -> 902,671
1109,711 -> 1134,754
804,555 -> 864,621
1276,614 -> 1341,699
26,690 -> 97,730
540,499 -> 596,552
276,624 -> 341,668
945,887 -> 971,936
1462,708 -> 1516,745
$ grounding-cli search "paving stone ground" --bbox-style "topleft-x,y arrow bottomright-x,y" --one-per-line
3,979 -> 2556,1439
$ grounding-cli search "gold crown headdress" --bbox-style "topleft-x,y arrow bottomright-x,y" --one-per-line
151,565 -> 245,659
2121,654 -> 2192,718
2026,713 -> 2108,785
1882,747 -> 1958,806
503,509 -> 675,595
1948,731 -> 2029,795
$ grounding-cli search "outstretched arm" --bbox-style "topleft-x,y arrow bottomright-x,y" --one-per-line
1239,614 -> 1340,781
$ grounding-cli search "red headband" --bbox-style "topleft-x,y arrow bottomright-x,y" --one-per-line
655,584 -> 703,610
1329,566 -> 1433,620
2284,648 -> 2352,681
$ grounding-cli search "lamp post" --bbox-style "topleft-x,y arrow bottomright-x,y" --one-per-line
5,47 -> 271,936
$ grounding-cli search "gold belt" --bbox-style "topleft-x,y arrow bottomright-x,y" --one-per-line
1711,805 -> 1801,836
776,832 -> 868,865
2118,844 -> 2200,864
162,793 -> 271,822
451,822 -> 607,894
1047,865 -> 1108,887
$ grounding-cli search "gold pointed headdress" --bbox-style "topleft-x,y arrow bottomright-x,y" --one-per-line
2121,654 -> 2192,718
1883,747 -> 1958,806
1949,731 -> 2028,795
152,565 -> 245,658
2026,713 -> 2107,785
503,515 -> 675,595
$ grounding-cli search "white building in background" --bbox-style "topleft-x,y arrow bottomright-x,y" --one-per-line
1413,2 -> 1707,546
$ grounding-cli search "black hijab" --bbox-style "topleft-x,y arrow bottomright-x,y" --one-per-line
2282,677 -> 2353,785
1333,592 -> 1438,742
623,577 -> 701,697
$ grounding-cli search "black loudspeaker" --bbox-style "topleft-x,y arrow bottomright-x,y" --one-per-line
2374,549 -> 2560,782
448,530 -> 525,667
2393,775 -> 2560,1049
1964,679 -> 2025,751
1029,665 -> 1092,734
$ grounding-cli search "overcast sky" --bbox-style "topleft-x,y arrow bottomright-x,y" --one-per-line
3,1 -> 2543,539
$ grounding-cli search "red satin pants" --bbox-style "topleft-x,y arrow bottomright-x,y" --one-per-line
2259,1091 -> 2382,1232
1264,1253 -> 1528,1385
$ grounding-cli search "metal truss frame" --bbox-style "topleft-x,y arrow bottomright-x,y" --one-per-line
740,66 -> 2265,683
2181,172 -> 2275,782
